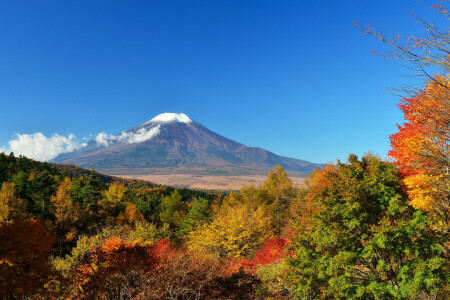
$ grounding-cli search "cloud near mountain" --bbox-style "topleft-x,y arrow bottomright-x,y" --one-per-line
0,132 -> 86,161
0,113 -> 185,161
0,126 -> 164,162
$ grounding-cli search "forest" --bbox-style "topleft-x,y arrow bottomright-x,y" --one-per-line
1,83 -> 449,298
1,3 -> 450,300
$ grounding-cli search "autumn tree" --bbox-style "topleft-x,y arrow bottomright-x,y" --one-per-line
137,239 -> 225,299
50,177 -> 83,255
70,237 -> 150,299
0,219 -> 55,298
188,201 -> 273,259
117,202 -> 145,225
287,154 -> 447,299
0,182 -> 26,222
357,2 -> 450,86
51,177 -> 75,227
99,183 -> 127,224
390,77 -> 450,242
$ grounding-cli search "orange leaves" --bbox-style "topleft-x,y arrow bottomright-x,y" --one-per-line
72,237 -> 224,299
72,237 -> 150,298
389,76 -> 450,232
252,237 -> 287,266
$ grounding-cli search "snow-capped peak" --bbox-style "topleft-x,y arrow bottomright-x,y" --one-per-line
148,113 -> 192,124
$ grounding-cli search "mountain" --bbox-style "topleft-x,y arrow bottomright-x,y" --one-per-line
52,113 -> 323,177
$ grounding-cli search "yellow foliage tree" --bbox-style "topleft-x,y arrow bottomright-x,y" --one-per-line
50,177 -> 74,227
187,202 -> 273,259
99,183 -> 127,224
103,183 -> 127,204
117,203 -> 145,225
0,182 -> 26,223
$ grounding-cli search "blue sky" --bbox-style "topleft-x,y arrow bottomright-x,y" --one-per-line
0,0 -> 441,163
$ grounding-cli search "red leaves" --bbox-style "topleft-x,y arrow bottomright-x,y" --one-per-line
73,237 -> 150,298
227,237 -> 287,275
252,237 -> 287,266
73,238 -> 224,299
389,76 -> 450,214
0,219 -> 55,298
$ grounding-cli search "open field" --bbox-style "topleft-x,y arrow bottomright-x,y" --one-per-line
115,174 -> 306,190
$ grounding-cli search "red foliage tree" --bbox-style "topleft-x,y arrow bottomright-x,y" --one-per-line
0,219 -> 55,298
389,77 -> 450,239
227,236 -> 287,275
71,237 -> 151,299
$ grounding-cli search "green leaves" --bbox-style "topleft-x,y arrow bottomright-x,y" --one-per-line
287,154 -> 447,299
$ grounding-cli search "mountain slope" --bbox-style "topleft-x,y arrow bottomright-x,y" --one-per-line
52,113 -> 323,177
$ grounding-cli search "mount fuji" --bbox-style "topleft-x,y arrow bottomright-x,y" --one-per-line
52,113 -> 322,180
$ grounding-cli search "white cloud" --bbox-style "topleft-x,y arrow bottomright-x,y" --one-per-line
116,125 -> 161,144
95,132 -> 111,147
0,125 -> 162,162
93,125 -> 161,146
0,133 -> 86,162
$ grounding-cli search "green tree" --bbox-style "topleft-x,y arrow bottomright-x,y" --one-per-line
81,169 -> 103,210
287,154 -> 447,299
159,190 -> 186,230
178,197 -> 211,236
262,165 -> 297,234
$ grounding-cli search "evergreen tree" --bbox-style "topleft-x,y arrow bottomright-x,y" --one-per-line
178,197 -> 211,236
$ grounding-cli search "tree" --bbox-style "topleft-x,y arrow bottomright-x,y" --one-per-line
287,154 -> 447,299
117,202 -> 145,225
81,169 -> 103,210
188,201 -> 273,259
178,197 -> 211,236
0,219 -> 55,298
356,3 -> 450,86
137,240 -> 224,299
99,183 -> 127,224
389,77 -> 450,242
51,177 -> 74,227
159,190 -> 186,230
71,237 -> 150,299
262,165 -> 297,234
50,177 -> 82,255
0,182 -> 26,222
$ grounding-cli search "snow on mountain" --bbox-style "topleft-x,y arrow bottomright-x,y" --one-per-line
146,113 -> 192,124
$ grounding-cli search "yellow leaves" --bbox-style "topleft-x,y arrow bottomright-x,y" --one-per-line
102,183 -> 126,205
403,174 -> 440,211
117,203 -> 145,225
390,76 -> 450,233
0,182 -> 26,223
187,202 -> 273,259
50,177 -> 73,225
